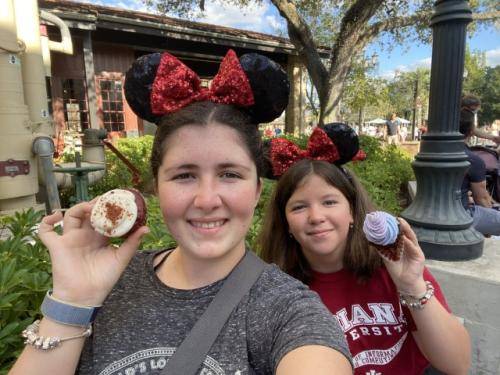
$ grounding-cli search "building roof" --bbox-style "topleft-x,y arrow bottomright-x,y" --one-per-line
39,0 -> 302,55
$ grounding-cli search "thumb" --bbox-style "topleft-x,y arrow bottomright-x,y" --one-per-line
115,226 -> 150,266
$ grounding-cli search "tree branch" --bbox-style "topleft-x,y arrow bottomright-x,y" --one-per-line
359,10 -> 500,46
321,0 -> 383,120
270,0 -> 328,97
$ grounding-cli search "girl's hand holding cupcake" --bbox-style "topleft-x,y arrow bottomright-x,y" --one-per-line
38,196 -> 149,307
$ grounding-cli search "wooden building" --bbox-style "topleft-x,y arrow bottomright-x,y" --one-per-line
39,0 -> 312,139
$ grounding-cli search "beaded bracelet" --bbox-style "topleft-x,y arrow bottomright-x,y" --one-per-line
22,320 -> 92,350
399,281 -> 435,310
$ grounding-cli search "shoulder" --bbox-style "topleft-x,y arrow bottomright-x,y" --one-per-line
249,264 -> 312,303
246,264 -> 352,371
465,148 -> 486,168
112,249 -> 165,289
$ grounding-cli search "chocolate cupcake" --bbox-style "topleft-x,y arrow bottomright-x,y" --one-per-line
90,188 -> 147,238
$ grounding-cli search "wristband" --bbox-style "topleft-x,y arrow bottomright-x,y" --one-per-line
41,290 -> 101,327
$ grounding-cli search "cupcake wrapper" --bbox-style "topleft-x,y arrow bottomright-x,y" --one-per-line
370,232 -> 404,262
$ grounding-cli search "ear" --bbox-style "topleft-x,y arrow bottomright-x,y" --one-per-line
255,177 -> 263,206
153,179 -> 159,196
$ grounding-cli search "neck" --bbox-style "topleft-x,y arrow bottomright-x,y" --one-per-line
156,245 -> 246,290
303,248 -> 345,274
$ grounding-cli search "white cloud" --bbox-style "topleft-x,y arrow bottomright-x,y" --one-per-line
485,48 -> 500,67
379,57 -> 431,79
196,1 -> 273,33
77,0 -> 149,12
114,1 -> 149,12
77,0 -> 281,34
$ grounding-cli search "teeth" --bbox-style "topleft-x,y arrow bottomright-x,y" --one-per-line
191,220 -> 225,229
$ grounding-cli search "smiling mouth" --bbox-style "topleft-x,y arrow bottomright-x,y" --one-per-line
189,220 -> 227,229
307,229 -> 333,236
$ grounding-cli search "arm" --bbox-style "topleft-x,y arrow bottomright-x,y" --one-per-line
411,299 -> 470,375
471,181 -> 493,208
9,202 -> 149,375
277,346 -> 352,375
473,126 -> 500,144
383,219 -> 471,375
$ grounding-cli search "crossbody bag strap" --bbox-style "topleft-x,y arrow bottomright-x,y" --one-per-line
161,251 -> 268,375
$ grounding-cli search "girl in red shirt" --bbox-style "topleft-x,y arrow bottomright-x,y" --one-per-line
260,124 -> 471,375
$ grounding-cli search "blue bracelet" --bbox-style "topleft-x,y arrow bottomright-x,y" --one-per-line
41,290 -> 101,327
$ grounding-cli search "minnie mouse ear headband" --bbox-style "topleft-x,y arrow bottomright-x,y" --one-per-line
124,49 -> 290,124
265,122 -> 366,179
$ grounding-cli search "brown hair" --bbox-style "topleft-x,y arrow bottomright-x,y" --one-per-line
151,101 -> 264,181
459,109 -> 475,137
259,159 -> 382,283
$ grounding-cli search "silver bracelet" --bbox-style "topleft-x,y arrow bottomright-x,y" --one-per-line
22,320 -> 92,350
399,281 -> 435,310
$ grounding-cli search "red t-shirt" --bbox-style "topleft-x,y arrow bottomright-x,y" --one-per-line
309,266 -> 450,375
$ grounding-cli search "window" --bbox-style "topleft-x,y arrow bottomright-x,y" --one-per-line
99,78 -> 125,132
62,79 -> 89,132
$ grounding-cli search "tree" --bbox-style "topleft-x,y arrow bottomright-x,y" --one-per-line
144,0 -> 500,126
463,48 -> 487,94
342,56 -> 386,130
477,66 -> 500,125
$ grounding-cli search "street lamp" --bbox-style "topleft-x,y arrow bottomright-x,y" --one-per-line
401,0 -> 483,260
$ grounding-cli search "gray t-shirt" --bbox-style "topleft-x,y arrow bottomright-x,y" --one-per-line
77,250 -> 351,374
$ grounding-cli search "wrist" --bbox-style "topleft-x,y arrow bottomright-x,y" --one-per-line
399,281 -> 435,310
51,288 -> 105,307
397,279 -> 427,297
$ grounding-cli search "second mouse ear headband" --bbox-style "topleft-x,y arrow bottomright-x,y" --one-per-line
124,49 -> 290,125
266,122 -> 366,179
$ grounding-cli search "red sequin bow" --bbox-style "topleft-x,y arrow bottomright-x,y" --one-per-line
270,127 -> 340,177
150,49 -> 254,115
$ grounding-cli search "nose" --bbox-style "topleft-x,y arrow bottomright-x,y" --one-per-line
193,177 -> 222,211
308,205 -> 325,224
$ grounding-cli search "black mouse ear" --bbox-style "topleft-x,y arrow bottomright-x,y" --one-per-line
322,123 -> 360,165
124,53 -> 163,124
239,53 -> 289,124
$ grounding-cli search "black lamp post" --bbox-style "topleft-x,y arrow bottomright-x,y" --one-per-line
401,0 -> 484,260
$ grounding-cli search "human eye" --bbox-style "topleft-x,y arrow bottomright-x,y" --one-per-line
220,171 -> 242,179
290,204 -> 306,211
172,172 -> 194,180
324,199 -> 337,206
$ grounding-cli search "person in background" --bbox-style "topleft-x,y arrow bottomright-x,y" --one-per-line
385,113 -> 400,145
259,123 -> 471,375
459,109 -> 500,236
461,94 -> 500,151
10,50 -> 352,375
400,125 -> 408,143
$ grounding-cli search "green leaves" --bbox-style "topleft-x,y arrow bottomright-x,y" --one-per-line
0,209 -> 51,373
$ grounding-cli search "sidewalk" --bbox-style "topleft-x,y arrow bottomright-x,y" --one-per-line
426,236 -> 500,374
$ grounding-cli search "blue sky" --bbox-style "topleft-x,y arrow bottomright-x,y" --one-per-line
84,0 -> 499,79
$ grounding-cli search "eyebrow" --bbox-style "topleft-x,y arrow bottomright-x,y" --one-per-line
162,162 -> 252,175
288,193 -> 343,204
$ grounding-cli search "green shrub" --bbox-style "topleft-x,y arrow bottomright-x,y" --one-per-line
89,136 -> 154,198
349,136 -> 414,214
59,136 -> 155,206
0,209 -> 51,374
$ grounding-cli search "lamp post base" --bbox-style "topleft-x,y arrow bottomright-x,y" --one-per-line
411,225 -> 484,261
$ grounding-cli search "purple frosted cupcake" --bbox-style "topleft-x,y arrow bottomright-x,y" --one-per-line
363,211 -> 404,261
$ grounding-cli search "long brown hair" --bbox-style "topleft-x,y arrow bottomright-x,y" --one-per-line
259,159 -> 382,283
